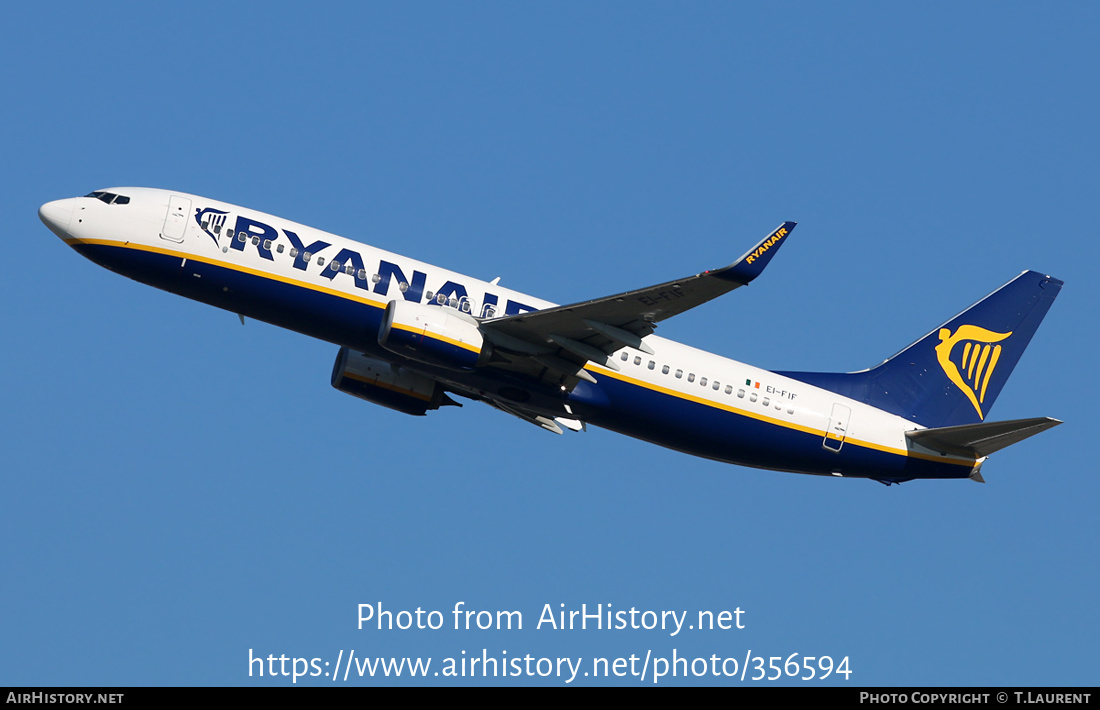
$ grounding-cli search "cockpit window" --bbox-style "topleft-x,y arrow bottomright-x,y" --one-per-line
84,191 -> 131,205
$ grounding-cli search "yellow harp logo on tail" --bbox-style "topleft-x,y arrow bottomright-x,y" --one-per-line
935,325 -> 1013,420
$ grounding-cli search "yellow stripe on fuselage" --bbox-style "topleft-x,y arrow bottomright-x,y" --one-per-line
66,237 -> 391,311
72,237 -> 972,469
582,365 -> 974,467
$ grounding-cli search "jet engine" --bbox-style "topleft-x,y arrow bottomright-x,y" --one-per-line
330,347 -> 455,416
377,300 -> 491,371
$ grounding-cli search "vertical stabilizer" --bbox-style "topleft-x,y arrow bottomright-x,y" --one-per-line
778,270 -> 1062,427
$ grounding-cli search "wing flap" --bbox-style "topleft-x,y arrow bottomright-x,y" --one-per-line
486,399 -> 586,435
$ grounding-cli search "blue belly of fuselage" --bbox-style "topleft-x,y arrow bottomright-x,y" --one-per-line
73,240 -> 972,482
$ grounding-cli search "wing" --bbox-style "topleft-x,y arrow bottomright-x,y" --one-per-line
480,222 -> 796,387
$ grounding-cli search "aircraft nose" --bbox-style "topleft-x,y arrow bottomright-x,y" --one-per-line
39,199 -> 74,238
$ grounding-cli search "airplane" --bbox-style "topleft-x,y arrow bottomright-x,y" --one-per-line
39,187 -> 1063,484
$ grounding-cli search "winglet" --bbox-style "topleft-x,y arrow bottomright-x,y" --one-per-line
712,220 -> 800,284
715,221 -> 797,285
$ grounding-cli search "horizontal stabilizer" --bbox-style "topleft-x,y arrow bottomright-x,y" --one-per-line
906,417 -> 1061,458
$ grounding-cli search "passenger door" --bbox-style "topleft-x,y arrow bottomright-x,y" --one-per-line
160,195 -> 192,243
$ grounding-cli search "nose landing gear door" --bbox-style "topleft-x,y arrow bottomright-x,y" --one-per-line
160,195 -> 192,243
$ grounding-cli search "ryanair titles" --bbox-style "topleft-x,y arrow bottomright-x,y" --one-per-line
197,208 -> 536,317
744,226 -> 788,265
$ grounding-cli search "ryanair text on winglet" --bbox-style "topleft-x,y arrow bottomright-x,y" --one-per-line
744,228 -> 787,264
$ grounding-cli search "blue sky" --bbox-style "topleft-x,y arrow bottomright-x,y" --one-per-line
2,2 -> 1096,686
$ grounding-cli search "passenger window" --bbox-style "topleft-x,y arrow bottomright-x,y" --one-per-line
737,389 -> 745,398
621,352 -> 629,362
787,407 -> 795,415
724,385 -> 732,394
237,233 -> 245,243
699,377 -> 707,386
398,282 -> 408,292
687,373 -> 695,383
662,365 -> 669,375
263,240 -> 272,250
316,257 -> 325,266
330,261 -> 340,272
633,356 -> 641,366
290,248 -> 299,258
252,236 -> 260,246
648,361 -> 655,370
437,293 -> 446,304
762,397 -> 769,406
345,264 -> 355,275
372,274 -> 381,284
357,269 -> 366,279
277,244 -> 285,253
749,392 -> 757,403
675,369 -> 683,379
426,291 -> 434,301
303,252 -> 312,261
713,381 -> 720,390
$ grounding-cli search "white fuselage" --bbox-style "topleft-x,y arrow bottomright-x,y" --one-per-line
40,187 -> 978,481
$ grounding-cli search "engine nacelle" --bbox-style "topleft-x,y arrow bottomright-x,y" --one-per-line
378,300 -> 490,371
331,347 -> 449,416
